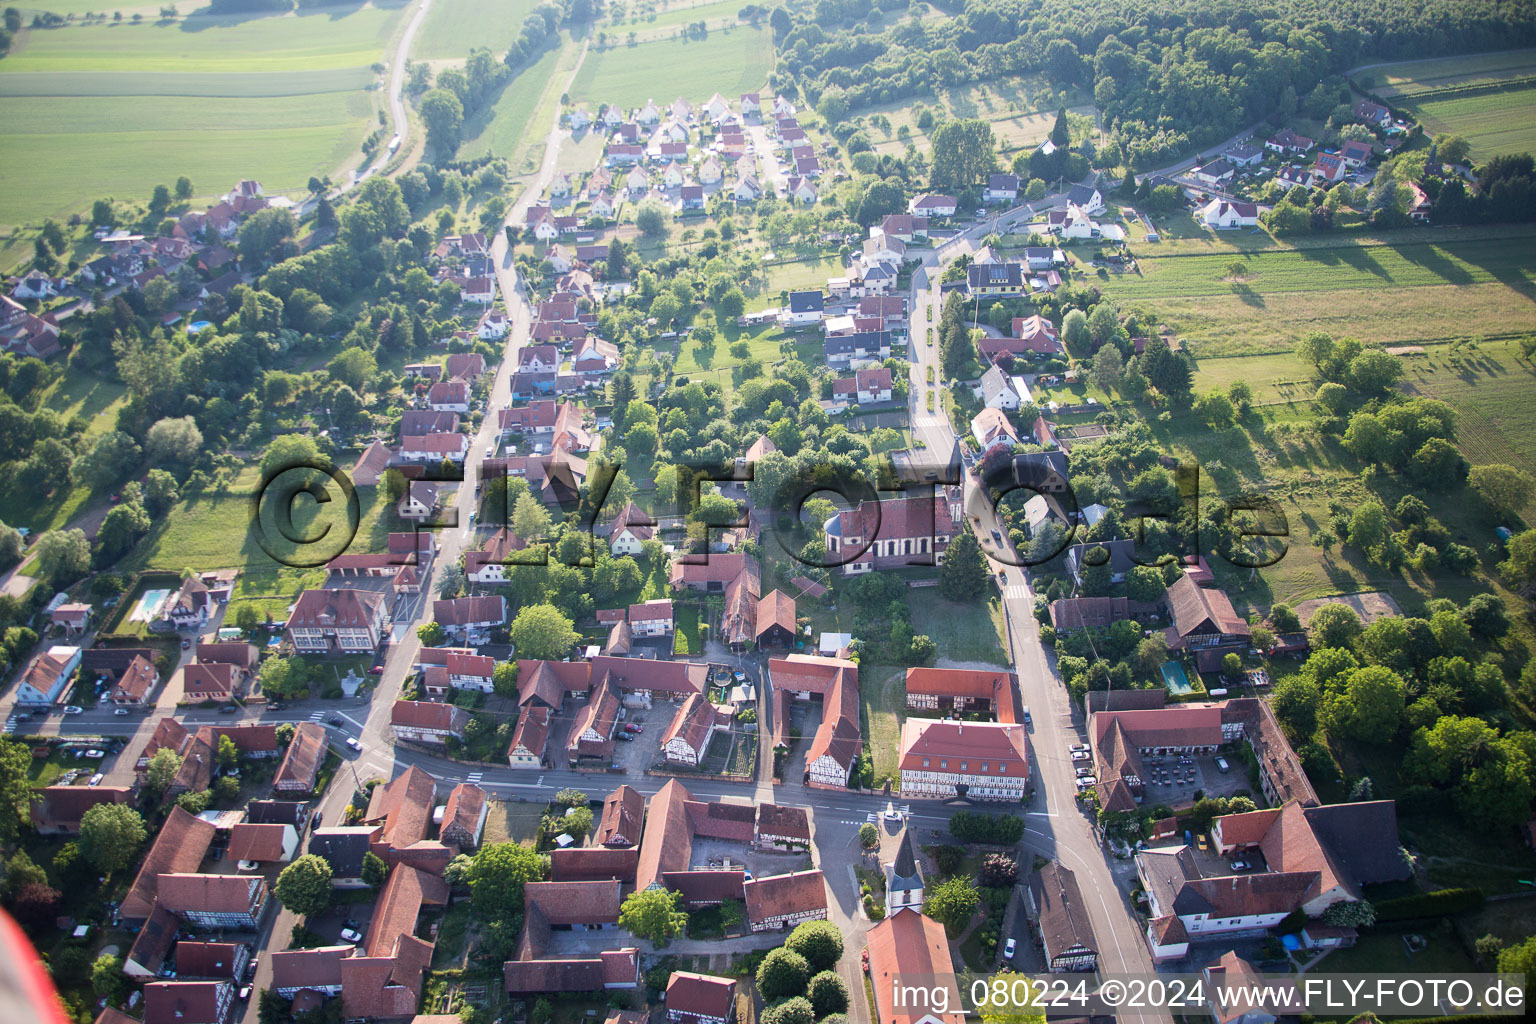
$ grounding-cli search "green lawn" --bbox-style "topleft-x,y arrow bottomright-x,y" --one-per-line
457,44 -> 562,162
607,0 -> 745,36
414,0 -> 538,60
0,9 -> 396,225
1096,231 -> 1536,354
3,8 -> 404,73
857,664 -> 905,785
1362,48 -> 1536,160
1317,920 -> 1475,975
567,27 -> 772,105
909,594 -> 1010,666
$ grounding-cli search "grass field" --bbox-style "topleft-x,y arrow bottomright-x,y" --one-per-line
857,664 -> 905,785
414,0 -> 537,60
458,44 -> 561,162
1360,49 -> 1536,160
0,8 -> 398,225
3,7 -> 404,72
1095,230 -> 1536,354
855,75 -> 1092,158
567,26 -> 771,105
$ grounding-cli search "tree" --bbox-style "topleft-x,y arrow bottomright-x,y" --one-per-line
1321,666 -> 1406,744
96,502 -> 153,563
1498,935 -> 1536,978
72,430 -> 141,489
78,803 -> 148,874
618,887 -> 688,945
91,953 -> 128,1003
1272,675 -> 1321,736
926,875 -> 980,931
492,661 -> 519,698
981,852 -> 1019,887
508,603 -> 579,660
859,822 -> 878,849
1195,388 -> 1236,429
174,176 -> 194,200
259,655 -> 310,699
237,207 -> 297,265
1309,603 -> 1362,650
33,529 -> 91,586
0,741 -> 35,843
1470,464 -> 1536,520
555,805 -> 593,839
762,998 -> 816,1024
274,854 -> 333,917
512,492 -> 552,543
807,972 -> 850,1017
142,747 -> 182,798
262,433 -> 324,476
146,416 -> 205,469
468,842 -> 548,921
1126,565 -> 1165,603
929,118 -> 996,190
756,946 -> 811,1000
785,920 -> 843,972
421,88 -> 465,154
635,199 -> 669,236
361,851 -> 389,891
1061,309 -> 1090,352
939,531 -> 987,602
1323,899 -> 1376,927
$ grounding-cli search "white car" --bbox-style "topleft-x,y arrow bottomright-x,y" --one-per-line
1003,937 -> 1016,961
84,749 -> 105,758
88,773 -> 104,787
1070,750 -> 1091,762
62,706 -> 84,715
339,927 -> 363,943
1068,743 -> 1090,754
113,708 -> 131,716
345,737 -> 362,752
1076,775 -> 1097,788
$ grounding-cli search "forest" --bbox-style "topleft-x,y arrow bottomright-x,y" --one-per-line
774,0 -> 1536,166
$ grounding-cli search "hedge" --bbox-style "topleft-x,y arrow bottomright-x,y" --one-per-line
1372,887 -> 1484,923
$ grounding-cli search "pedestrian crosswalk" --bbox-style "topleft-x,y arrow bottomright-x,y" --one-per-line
466,772 -> 484,784
1002,585 -> 1031,601
308,712 -> 327,722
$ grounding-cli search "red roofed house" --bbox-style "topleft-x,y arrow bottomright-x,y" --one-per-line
768,655 -> 861,789
598,785 -> 644,847
30,784 -> 133,835
439,782 -> 488,849
272,722 -> 327,793
391,700 -> 471,745
111,654 -> 161,706
661,693 -> 725,766
899,720 -> 1029,801
905,667 -> 1020,717
823,496 -> 956,575
143,980 -> 234,1024
627,599 -> 674,637
287,588 -> 389,654
507,705 -> 553,768
743,869 -> 828,931
607,502 -> 655,556
155,873 -> 268,929
665,972 -> 736,1024
754,589 -> 796,647
867,910 -> 966,1024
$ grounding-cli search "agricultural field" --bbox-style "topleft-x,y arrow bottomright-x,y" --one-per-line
414,0 -> 538,60
1091,229 -> 1536,355
566,25 -> 772,106
1360,49 -> 1536,160
852,75 -> 1092,158
0,7 -> 402,226
457,44 -> 562,163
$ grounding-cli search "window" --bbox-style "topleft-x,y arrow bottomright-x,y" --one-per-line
940,760 -> 947,770
999,762 -> 1007,772
922,758 -> 929,767
960,762 -> 967,771
981,762 -> 988,772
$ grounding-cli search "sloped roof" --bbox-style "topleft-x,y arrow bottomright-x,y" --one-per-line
227,823 -> 290,863
666,972 -> 735,1021
122,807 -> 216,919
597,784 -> 645,847
743,869 -> 826,924
636,779 -> 693,890
1030,862 -> 1096,961
868,911 -> 966,1024
273,722 -> 326,789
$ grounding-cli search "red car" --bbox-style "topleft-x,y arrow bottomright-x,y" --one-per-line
368,666 -> 385,675
623,723 -> 643,734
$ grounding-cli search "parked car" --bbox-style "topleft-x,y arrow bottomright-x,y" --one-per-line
990,529 -> 1003,543
180,639 -> 191,649
88,773 -> 104,787
218,704 -> 240,714
1075,766 -> 1094,778
1214,756 -> 1230,773
339,927 -> 362,943
62,706 -> 83,715
246,956 -> 258,982
1003,937 -> 1016,961
623,723 -> 643,734
268,702 -> 285,711
113,708 -> 131,716
1070,750 -> 1091,762
368,666 -> 384,675
345,737 -> 362,752
1022,706 -> 1031,724
1075,775 -> 1097,788
84,749 -> 104,758
1068,743 -> 1090,754
311,811 -> 323,829
1230,859 -> 1252,872
238,986 -> 252,1002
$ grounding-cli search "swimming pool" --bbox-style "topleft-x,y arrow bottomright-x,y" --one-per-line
188,320 -> 213,333
1160,661 -> 1194,695
128,588 -> 171,623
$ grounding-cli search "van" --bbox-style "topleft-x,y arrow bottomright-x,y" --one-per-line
1208,688 -> 1228,697
1214,756 -> 1230,773
1022,706 -> 1031,724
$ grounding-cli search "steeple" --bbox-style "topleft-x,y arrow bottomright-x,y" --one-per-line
892,827 -> 919,879
884,827 -> 926,917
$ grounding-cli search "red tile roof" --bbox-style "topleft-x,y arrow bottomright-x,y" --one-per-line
666,972 -> 735,1021
899,720 -> 1028,779
867,911 -> 966,1024
122,807 -> 216,919
743,869 -> 827,924
598,784 -> 645,847
227,823 -> 290,863
273,722 -> 326,790
550,846 -> 640,883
